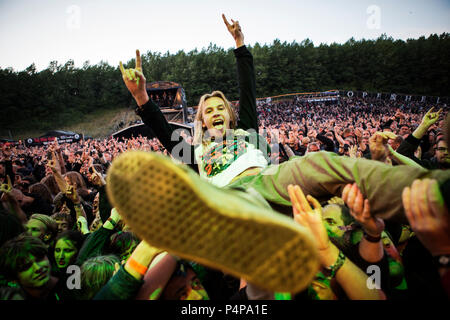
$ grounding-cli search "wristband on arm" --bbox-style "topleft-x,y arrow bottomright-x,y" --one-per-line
106,217 -> 117,228
127,257 -> 149,276
323,250 -> 346,280
363,231 -> 382,243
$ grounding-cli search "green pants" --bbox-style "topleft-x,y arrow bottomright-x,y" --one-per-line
227,152 -> 450,223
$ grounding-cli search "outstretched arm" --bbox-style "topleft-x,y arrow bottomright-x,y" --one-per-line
387,145 -> 424,168
412,107 -> 442,140
47,153 -> 69,193
396,108 -> 442,166
94,240 -> 163,300
223,14 -> 257,131
120,51 -> 196,168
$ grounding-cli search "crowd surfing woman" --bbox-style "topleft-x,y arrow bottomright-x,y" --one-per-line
119,14 -> 269,180
118,13 -> 449,219
112,13 -> 450,297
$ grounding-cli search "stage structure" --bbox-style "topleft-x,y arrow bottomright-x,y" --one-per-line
146,81 -> 188,124
24,130 -> 83,147
111,122 -> 194,141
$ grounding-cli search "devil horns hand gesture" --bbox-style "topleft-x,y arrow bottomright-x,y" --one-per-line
222,14 -> 244,48
119,50 -> 149,106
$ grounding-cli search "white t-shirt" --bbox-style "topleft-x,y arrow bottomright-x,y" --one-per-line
194,130 -> 268,187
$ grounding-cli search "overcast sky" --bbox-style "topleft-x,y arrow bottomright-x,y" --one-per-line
1,0 -> 449,71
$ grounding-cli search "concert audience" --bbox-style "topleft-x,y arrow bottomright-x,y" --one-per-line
0,93 -> 448,300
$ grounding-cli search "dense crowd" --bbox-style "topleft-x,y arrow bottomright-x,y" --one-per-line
0,14 -> 449,302
255,96 -> 449,164
0,94 -> 448,300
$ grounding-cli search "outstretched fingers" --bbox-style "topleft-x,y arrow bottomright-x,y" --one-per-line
402,185 -> 414,226
288,185 -> 307,226
222,13 -> 231,27
135,49 -> 142,72
341,183 -> 352,203
427,179 -> 445,218
410,179 -> 424,221
306,195 -> 322,219
346,183 -> 358,211
362,199 -> 371,220
288,185 -> 304,215
119,61 -> 125,76
295,185 -> 312,212
417,179 -> 432,219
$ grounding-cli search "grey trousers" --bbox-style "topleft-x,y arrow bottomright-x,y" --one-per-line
226,152 -> 450,223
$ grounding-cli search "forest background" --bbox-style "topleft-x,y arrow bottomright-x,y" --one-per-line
1,33 -> 449,139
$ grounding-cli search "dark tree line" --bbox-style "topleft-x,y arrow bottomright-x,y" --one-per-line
1,33 -> 449,133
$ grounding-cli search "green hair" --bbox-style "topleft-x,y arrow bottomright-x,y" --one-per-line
80,255 -> 120,300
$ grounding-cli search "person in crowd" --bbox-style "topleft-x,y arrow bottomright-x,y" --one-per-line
24,214 -> 58,249
112,12 -> 449,297
397,107 -> 449,170
0,235 -> 73,300
51,212 -> 74,234
79,254 -> 120,300
287,184 -> 386,300
53,230 -> 84,272
107,231 -> 140,264
0,12 -> 449,301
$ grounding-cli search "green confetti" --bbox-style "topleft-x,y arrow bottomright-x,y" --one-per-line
149,287 -> 162,300
274,292 -> 291,300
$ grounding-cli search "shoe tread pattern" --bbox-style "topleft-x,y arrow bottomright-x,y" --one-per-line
107,151 -> 319,294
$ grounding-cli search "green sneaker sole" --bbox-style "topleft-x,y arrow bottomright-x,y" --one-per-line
106,151 -> 319,294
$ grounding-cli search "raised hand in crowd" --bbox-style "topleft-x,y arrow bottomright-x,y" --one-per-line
288,184 -> 386,300
47,152 -> 72,193
348,145 -> 358,158
402,179 -> 450,259
222,14 -> 244,48
402,178 -> 450,298
119,50 -> 148,106
0,176 -> 28,224
413,107 -> 443,140
65,182 -> 80,205
368,131 -> 397,163
89,165 -> 106,187
342,183 -> 384,263
77,216 -> 90,235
